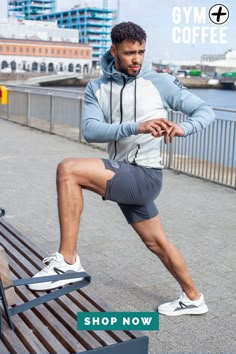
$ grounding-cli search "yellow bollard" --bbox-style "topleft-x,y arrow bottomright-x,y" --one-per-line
0,86 -> 8,104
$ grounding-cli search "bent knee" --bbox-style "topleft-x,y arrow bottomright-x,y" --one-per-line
57,158 -> 78,181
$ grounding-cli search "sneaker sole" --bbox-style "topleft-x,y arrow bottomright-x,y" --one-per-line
29,275 -> 84,291
158,305 -> 208,316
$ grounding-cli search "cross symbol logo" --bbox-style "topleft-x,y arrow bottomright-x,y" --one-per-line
209,4 -> 229,24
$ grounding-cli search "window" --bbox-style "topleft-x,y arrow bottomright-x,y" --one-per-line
80,50 -> 83,56
45,48 -> 48,54
39,48 -> 42,53
51,49 -> 54,54
32,48 -> 35,53
75,50 -> 78,55
20,48 -> 23,53
0,46 -> 3,52
13,47 -> 16,52
26,48 -> 29,53
7,46 -> 10,52
57,49 -> 60,54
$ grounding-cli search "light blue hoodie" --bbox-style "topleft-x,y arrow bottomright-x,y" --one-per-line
82,51 -> 215,168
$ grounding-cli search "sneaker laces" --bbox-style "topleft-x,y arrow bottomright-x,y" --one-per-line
169,294 -> 185,308
42,253 -> 61,271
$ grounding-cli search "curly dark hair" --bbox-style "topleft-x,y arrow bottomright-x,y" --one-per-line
111,22 -> 146,44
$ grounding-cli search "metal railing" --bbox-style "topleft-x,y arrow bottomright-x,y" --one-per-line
0,87 -> 235,189
162,109 -> 236,188
0,87 -> 83,142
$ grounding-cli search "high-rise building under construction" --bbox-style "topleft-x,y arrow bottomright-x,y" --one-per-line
8,0 -> 56,18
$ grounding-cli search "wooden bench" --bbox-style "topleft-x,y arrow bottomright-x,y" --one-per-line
0,215 -> 149,354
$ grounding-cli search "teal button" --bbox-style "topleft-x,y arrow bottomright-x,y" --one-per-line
77,312 -> 159,331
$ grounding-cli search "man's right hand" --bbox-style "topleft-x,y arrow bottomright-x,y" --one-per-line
138,118 -> 173,137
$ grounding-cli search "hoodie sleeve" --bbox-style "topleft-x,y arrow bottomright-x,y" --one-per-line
82,81 -> 139,143
156,74 -> 216,136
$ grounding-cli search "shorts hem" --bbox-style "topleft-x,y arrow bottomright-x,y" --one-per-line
126,210 -> 159,224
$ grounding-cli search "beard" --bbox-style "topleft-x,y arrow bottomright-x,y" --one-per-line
116,54 -> 141,77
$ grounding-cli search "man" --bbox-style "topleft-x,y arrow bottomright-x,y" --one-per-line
30,22 -> 215,316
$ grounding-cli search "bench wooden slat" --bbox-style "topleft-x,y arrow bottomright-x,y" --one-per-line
0,334 -> 10,354
10,315 -> 53,354
13,295 -> 72,353
1,318 -> 30,353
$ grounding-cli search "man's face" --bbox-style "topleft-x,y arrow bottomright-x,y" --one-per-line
110,40 -> 145,77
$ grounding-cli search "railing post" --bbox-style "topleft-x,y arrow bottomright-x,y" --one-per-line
49,93 -> 54,133
168,110 -> 174,169
7,90 -> 10,121
27,91 -> 31,126
78,97 -> 83,143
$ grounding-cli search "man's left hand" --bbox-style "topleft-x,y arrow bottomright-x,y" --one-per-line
162,123 -> 185,144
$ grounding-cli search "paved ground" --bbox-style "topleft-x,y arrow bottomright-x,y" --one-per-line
0,118 -> 236,354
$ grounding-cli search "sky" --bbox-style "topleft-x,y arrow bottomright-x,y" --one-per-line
57,0 -> 236,63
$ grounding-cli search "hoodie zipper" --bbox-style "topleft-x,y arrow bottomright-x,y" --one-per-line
113,76 -> 126,160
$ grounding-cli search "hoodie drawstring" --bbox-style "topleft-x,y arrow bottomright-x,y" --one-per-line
110,79 -> 113,124
134,77 -> 137,122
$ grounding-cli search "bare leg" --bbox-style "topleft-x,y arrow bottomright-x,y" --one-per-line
131,215 -> 200,300
56,158 -> 114,264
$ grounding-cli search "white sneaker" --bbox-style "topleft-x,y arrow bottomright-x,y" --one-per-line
29,252 -> 85,291
158,293 -> 208,316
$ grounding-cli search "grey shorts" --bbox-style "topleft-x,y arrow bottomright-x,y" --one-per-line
102,159 -> 163,224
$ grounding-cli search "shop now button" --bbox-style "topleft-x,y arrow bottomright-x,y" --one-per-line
77,312 -> 159,331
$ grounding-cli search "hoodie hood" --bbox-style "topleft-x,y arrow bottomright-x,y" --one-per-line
100,50 -> 149,83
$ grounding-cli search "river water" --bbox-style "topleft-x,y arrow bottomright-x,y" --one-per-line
189,88 -> 236,121
189,88 -> 236,110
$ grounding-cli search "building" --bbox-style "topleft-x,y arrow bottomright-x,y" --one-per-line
0,37 -> 91,73
27,5 -> 115,65
8,0 -> 56,18
201,50 -> 236,75
0,17 -> 79,43
0,18 -> 92,74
